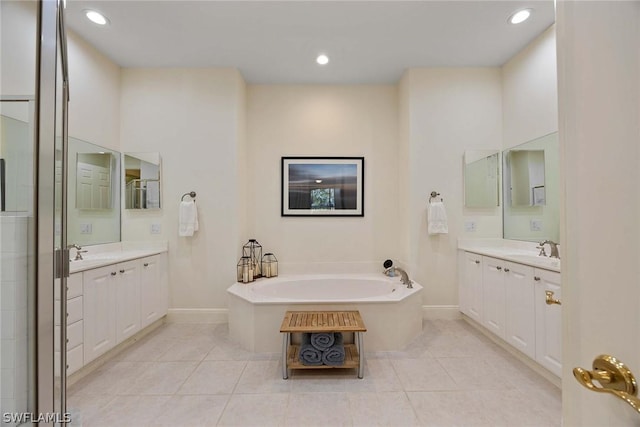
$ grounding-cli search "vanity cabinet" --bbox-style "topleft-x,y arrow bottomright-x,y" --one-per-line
55,272 -> 84,375
534,269 -> 562,376
140,253 -> 168,329
82,254 -> 167,365
83,265 -> 118,364
459,251 -> 561,376
459,252 -> 483,323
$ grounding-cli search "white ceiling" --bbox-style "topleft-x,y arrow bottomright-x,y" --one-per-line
65,1 -> 555,84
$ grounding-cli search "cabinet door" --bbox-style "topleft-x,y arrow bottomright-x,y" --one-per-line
461,252 -> 483,323
116,260 -> 141,343
482,256 -> 506,339
535,269 -> 562,376
140,254 -> 162,328
83,265 -> 117,364
504,261 -> 536,359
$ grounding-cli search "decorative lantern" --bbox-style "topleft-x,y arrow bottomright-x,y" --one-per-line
242,239 -> 262,279
236,256 -> 253,283
262,253 -> 278,278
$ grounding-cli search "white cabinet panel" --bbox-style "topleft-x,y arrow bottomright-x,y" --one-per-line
504,261 -> 536,359
535,269 -> 562,376
67,344 -> 84,375
83,265 -> 117,364
140,255 -> 162,328
116,260 -> 141,343
460,252 -> 483,323
68,273 -> 83,299
482,256 -> 506,339
67,320 -> 83,350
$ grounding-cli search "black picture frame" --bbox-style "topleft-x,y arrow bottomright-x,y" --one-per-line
281,157 -> 364,217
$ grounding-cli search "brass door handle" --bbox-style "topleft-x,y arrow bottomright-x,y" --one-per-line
545,290 -> 561,305
573,354 -> 640,414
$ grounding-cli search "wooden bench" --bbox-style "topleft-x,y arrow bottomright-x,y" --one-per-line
279,310 -> 367,379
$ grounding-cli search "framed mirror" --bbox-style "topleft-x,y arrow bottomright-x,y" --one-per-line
503,132 -> 559,242
124,152 -> 162,209
68,137 -> 121,246
463,150 -> 499,208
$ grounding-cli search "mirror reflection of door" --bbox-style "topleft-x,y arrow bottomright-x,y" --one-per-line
76,152 -> 112,209
124,152 -> 161,209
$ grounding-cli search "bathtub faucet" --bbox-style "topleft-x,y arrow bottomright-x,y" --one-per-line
384,267 -> 413,289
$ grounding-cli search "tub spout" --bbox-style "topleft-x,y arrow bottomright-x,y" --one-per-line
384,267 -> 413,288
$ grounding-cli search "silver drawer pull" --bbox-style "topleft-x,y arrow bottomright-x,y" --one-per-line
120,269 -> 125,274
534,276 -> 541,281
144,263 -> 149,267
496,266 -> 502,271
111,272 -> 117,276
504,268 -> 510,272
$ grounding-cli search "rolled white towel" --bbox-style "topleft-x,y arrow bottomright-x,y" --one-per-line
179,200 -> 199,237
427,201 -> 448,235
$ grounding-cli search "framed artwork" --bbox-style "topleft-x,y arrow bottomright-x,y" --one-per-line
281,157 -> 364,217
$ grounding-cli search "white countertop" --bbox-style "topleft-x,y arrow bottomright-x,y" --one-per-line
69,241 -> 168,273
458,238 -> 561,273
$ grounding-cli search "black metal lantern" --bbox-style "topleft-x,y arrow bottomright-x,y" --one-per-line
242,239 -> 262,279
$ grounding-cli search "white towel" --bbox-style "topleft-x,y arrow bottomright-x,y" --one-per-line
179,200 -> 199,237
427,201 -> 448,235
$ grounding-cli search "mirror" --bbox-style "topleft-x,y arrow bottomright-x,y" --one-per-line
0,102 -> 33,213
503,132 -> 559,242
68,137 -> 121,246
464,150 -> 499,208
124,152 -> 162,209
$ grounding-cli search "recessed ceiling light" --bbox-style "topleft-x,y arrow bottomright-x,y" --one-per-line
509,8 -> 532,24
316,54 -> 329,65
85,10 -> 109,26
315,179 -> 323,183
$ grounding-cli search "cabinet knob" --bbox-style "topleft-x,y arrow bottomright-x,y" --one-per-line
534,276 -> 541,281
111,272 -> 117,276
120,269 -> 125,274
545,290 -> 562,305
144,263 -> 149,267
474,260 -> 480,264
504,268 -> 510,272
496,266 -> 502,271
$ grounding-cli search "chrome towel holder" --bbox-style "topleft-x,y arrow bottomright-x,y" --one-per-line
181,191 -> 196,201
429,191 -> 443,203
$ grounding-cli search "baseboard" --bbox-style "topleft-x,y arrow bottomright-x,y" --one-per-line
422,305 -> 462,320
166,308 -> 228,323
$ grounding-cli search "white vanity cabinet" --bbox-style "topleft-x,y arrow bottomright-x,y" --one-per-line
115,260 -> 142,343
459,252 -> 483,323
140,253 -> 168,329
83,265 -> 118,364
459,250 -> 561,376
534,269 -> 562,376
55,272 -> 85,375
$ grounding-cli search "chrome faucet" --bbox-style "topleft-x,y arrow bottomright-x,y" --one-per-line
384,266 -> 413,288
539,240 -> 560,259
68,243 -> 87,261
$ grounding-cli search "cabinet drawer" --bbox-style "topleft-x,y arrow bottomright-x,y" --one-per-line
68,273 -> 83,299
67,344 -> 84,375
67,296 -> 83,325
67,320 -> 83,349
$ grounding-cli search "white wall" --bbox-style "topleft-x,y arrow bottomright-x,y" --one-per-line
401,68 -> 503,308
0,0 -> 37,97
501,26 -> 559,243
67,31 -> 121,151
120,68 -> 246,310
502,25 -> 558,148
246,85 -> 400,272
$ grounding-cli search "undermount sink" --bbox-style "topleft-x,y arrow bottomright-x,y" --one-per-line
506,253 -> 561,270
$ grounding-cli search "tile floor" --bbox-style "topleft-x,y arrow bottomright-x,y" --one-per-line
67,319 -> 561,427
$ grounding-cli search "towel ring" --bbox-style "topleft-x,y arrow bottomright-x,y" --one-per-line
181,191 -> 196,201
428,191 -> 443,203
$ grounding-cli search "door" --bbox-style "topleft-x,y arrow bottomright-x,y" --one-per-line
83,265 -> 116,364
557,1 -> 640,424
116,260 -> 141,342
481,256 -> 506,339
140,255 -> 161,328
460,251 -> 483,323
534,269 -> 561,377
505,261 -> 535,359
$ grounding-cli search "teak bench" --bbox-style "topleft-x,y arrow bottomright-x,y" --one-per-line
279,310 -> 367,379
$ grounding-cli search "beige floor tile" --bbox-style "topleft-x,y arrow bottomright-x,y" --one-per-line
342,359 -> 403,393
157,336 -> 217,362
205,341 -> 255,361
407,390 -> 493,426
127,361 -> 198,395
178,360 -> 247,395
83,395 -> 171,427
150,394 -> 229,426
67,394 -> 116,427
437,357 -> 514,390
67,361 -> 149,396
289,369 -> 351,393
234,360 -> 292,394
391,358 -> 458,392
218,393 -> 289,426
114,334 -> 175,362
348,392 -> 419,426
479,389 -> 560,426
285,392 -> 351,427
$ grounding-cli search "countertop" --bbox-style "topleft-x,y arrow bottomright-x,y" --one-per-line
69,241 -> 168,273
458,238 -> 561,273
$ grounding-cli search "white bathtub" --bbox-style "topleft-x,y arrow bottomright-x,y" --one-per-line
227,274 -> 423,352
